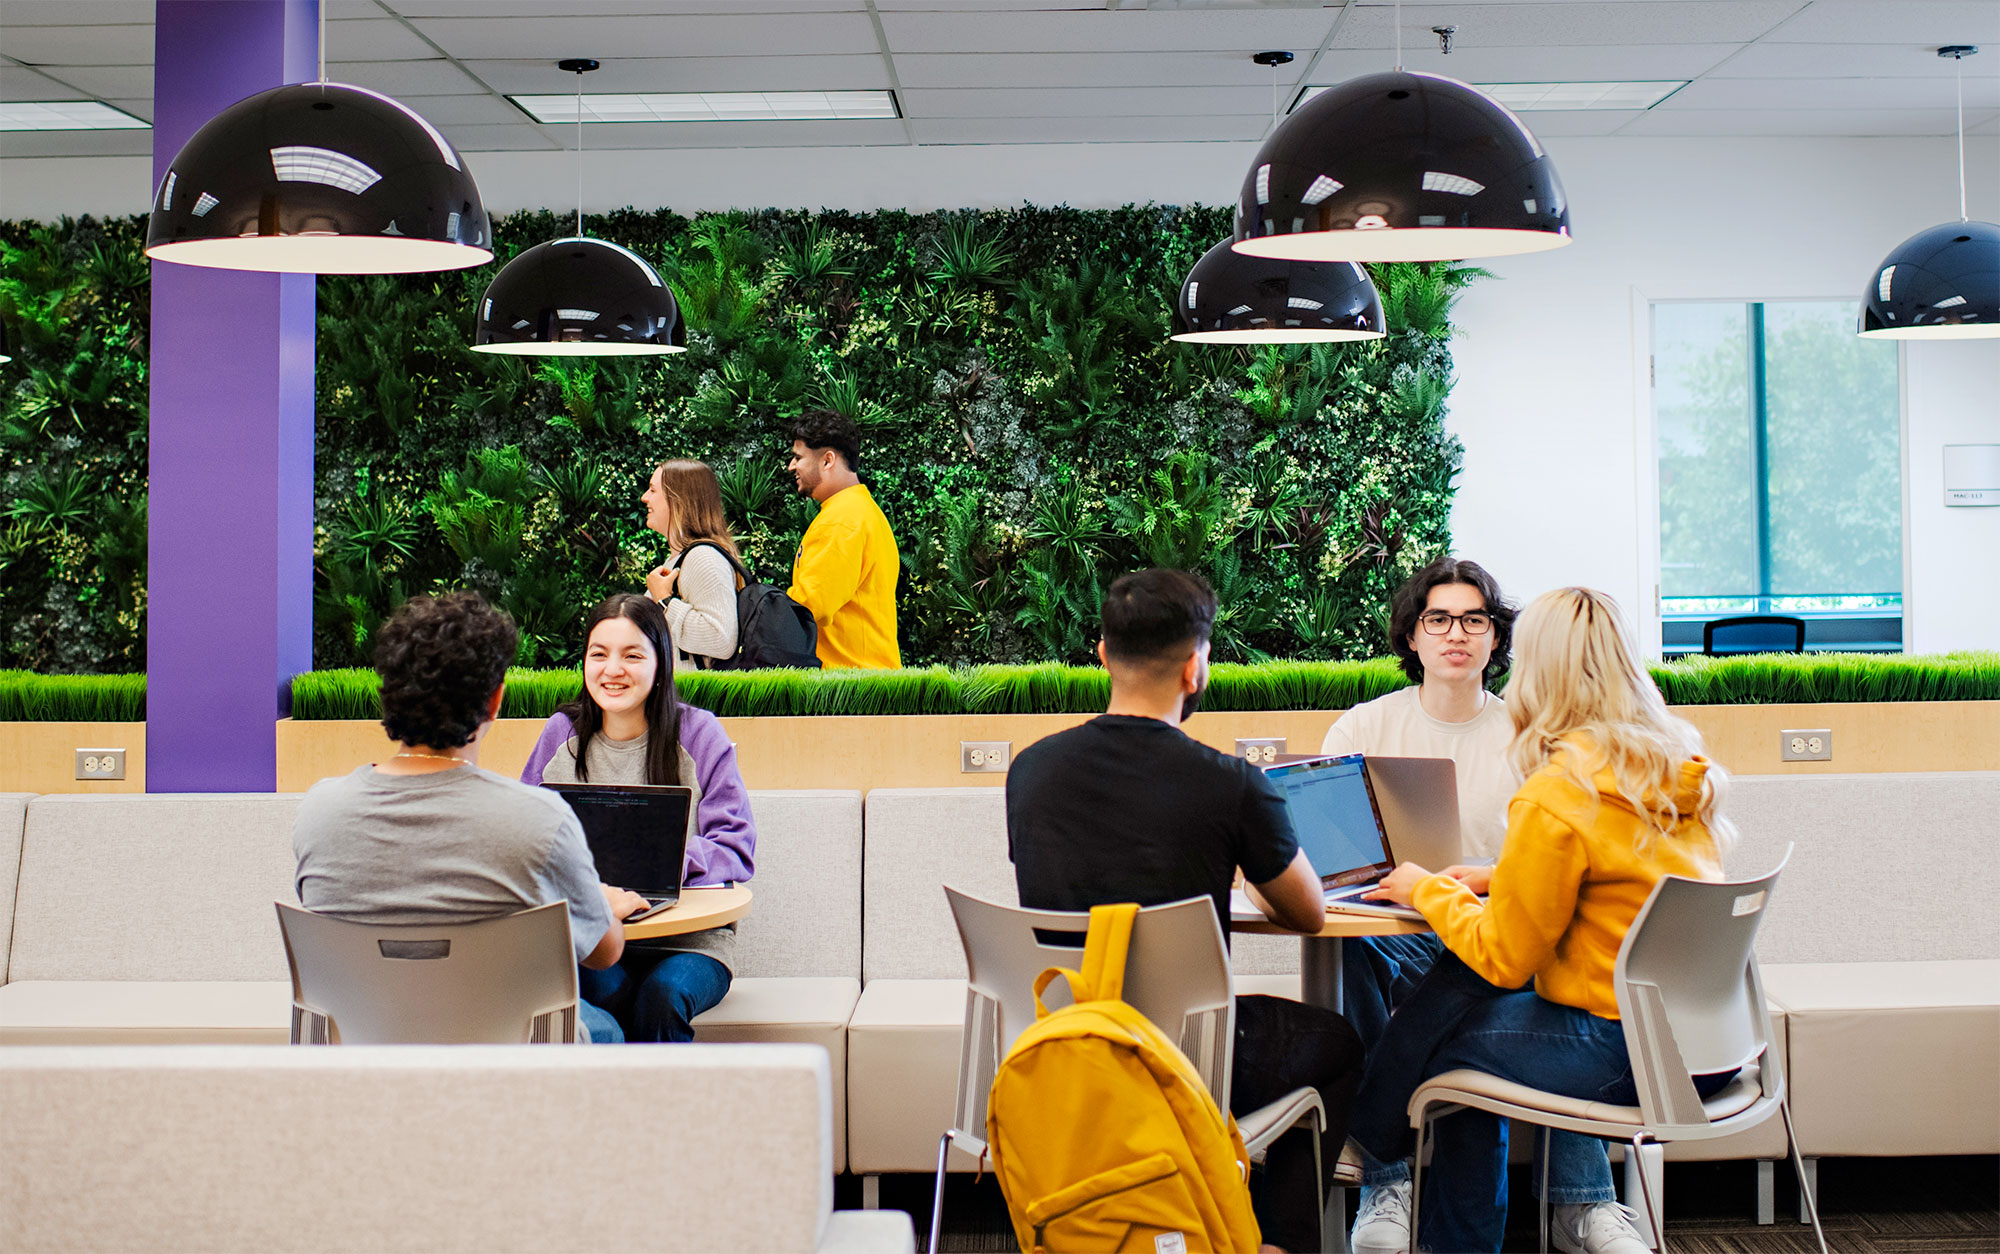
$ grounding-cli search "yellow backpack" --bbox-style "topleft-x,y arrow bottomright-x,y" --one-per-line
984,903 -> 1261,1254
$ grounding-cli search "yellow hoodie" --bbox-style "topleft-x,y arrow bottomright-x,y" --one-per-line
1412,743 -> 1724,1020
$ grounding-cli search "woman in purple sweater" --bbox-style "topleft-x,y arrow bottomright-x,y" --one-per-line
522,594 -> 757,1042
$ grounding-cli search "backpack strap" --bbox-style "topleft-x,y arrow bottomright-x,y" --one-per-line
1030,902 -> 1138,1018
671,539 -> 751,586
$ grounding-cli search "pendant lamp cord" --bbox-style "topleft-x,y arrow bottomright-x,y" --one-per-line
575,69 -> 585,237
317,0 -> 326,86
1954,51 -> 1967,222
1394,0 -> 1403,70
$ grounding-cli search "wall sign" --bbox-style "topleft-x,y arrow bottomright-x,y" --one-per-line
1943,445 -> 2000,506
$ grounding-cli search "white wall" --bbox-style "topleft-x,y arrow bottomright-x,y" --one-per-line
12,132 -> 1997,654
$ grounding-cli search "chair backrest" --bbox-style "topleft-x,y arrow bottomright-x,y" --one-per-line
943,887 -> 1235,1154
1613,848 -> 1789,1132
1703,615 -> 1805,655
276,902 -> 579,1044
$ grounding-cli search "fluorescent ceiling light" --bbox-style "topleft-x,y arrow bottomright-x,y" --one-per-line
510,91 -> 899,124
1293,80 -> 1687,114
0,100 -> 149,131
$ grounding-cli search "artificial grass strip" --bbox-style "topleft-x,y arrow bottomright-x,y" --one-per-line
0,670 -> 146,721
11,653 -> 2000,722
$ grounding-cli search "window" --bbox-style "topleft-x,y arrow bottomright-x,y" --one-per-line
1654,300 -> 1902,651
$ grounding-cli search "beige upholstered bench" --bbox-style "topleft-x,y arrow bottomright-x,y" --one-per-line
692,789 -> 866,1172
0,1043 -> 913,1253
0,794 -> 300,1043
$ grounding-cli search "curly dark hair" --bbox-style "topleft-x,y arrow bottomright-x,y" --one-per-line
1388,557 -> 1516,685
373,591 -> 519,749
789,407 -> 862,473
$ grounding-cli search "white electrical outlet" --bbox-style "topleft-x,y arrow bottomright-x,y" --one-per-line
1779,729 -> 1832,762
1235,737 -> 1287,765
75,747 -> 127,780
961,741 -> 1010,773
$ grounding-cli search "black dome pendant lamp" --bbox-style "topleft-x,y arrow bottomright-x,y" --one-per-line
1173,239 -> 1384,343
1232,7 -> 1569,263
1859,47 -> 1999,340
146,1 -> 490,274
471,59 -> 683,357
1173,53 -> 1385,344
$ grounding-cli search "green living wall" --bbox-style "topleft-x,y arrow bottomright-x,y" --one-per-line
0,208 -> 1479,673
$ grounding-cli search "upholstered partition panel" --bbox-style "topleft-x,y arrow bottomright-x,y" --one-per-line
0,794 -> 31,986
735,790 -> 863,979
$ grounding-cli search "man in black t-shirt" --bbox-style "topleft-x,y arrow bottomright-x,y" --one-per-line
1006,568 -> 1364,1254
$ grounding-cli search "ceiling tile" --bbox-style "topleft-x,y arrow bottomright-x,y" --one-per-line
329,58 -> 488,95
387,0 -> 863,15
881,8 -> 1336,55
1332,2 -> 1803,50
1762,1 -> 2000,44
1664,75 -> 2000,112
894,50 -> 1311,90
1306,44 -> 1742,85
900,85 -> 1270,119
1504,109 -> 1647,136
544,117 -> 907,149
874,0 -> 1102,9
0,129 -> 153,158
392,93 -> 529,124
437,121 -> 561,150
0,23 -> 153,65
105,97 -> 153,123
325,18 -> 440,61
1713,41 -> 2000,78
1618,106 -> 1972,136
909,114 -> 1265,144
0,63 -> 74,97
465,55 -> 889,94
0,1 -> 151,25
36,65 -> 151,99
1968,111 -> 1999,135
408,12 -> 878,60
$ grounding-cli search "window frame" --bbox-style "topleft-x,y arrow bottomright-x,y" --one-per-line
1637,288 -> 1911,659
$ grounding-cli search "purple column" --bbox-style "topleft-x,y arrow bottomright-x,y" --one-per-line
147,0 -> 317,792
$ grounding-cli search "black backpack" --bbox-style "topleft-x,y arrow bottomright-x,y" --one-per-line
671,541 -> 821,670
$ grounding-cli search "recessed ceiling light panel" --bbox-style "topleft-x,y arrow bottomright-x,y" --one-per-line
0,100 -> 149,131
511,90 -> 899,124
1294,80 -> 1686,114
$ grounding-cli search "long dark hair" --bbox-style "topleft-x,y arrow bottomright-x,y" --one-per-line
557,594 -> 683,786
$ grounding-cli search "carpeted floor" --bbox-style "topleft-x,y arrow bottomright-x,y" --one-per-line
840,1154 -> 2000,1253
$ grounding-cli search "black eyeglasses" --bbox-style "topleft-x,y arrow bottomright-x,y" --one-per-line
1419,610 -> 1493,636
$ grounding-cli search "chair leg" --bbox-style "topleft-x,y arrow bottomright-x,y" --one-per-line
1628,1135 -> 1664,1252
1755,1160 -> 1775,1225
1308,1111 -> 1326,1254
861,1173 -> 881,1210
1407,1116 -> 1426,1254
928,1131 -> 955,1254
1781,1101 -> 1827,1254
1538,1126 -> 1551,1254
1623,1141 -> 1664,1251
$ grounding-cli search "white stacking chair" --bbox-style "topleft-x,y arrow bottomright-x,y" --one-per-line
930,887 -> 1328,1254
276,901 -> 581,1044
1403,852 -> 1825,1254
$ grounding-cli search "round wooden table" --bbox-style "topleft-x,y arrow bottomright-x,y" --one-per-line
1230,891 -> 1430,1012
623,884 -> 752,940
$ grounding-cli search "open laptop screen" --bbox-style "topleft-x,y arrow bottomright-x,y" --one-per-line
1264,754 -> 1394,889
543,783 -> 692,902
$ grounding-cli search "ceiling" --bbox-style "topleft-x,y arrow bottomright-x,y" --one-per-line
2,0 -> 1997,160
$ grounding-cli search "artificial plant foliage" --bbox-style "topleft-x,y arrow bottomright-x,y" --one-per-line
1,208 -> 1480,672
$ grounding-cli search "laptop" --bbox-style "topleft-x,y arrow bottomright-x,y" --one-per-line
1270,753 -> 1466,870
1262,754 -> 1469,921
543,782 -> 694,924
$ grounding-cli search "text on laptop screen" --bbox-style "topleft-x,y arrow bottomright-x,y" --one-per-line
1267,755 -> 1393,888
548,787 -> 687,897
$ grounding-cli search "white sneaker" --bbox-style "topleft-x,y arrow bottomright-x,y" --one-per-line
1551,1201 -> 1651,1254
1333,1138 -> 1365,1186
1350,1179 -> 1414,1254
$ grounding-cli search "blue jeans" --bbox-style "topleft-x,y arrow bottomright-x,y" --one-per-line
579,997 -> 623,1043
1348,951 -> 1641,1253
1344,935 -> 1616,1212
578,949 -> 732,1044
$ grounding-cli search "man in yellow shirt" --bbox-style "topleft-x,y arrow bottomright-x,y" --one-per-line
785,410 -> 901,669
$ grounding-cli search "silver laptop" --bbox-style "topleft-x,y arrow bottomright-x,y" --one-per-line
1262,754 -> 1423,920
1363,756 -> 1462,871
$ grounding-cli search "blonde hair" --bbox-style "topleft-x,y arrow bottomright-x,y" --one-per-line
652,460 -> 742,564
1505,588 -> 1735,853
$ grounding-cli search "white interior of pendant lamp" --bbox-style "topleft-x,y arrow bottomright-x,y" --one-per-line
147,236 -> 492,273
1232,228 -> 1569,263
1859,322 -> 2000,340
471,340 -> 681,356
1171,327 -> 1384,343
